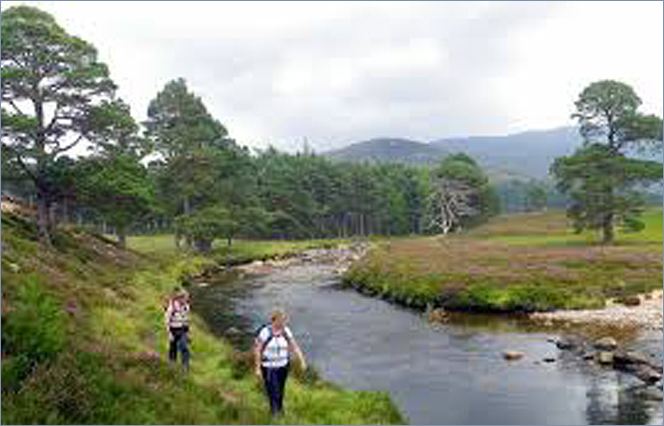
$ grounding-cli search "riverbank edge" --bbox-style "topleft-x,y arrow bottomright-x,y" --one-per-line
340,240 -> 663,317
340,241 -> 663,390
174,241 -> 408,424
1,214 -> 405,425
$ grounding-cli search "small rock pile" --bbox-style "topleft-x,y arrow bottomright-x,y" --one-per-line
555,335 -> 663,390
231,242 -> 370,276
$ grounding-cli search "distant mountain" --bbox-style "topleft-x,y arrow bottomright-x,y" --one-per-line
325,137 -> 446,166
430,126 -> 581,179
324,127 -> 582,181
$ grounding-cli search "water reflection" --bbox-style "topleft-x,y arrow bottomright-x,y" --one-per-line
585,374 -> 655,425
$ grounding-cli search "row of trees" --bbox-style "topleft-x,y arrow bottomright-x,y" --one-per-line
1,6 -> 499,252
12,7 -> 657,249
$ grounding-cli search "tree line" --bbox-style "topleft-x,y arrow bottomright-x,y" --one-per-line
1,6 -> 499,252
3,6 -> 661,251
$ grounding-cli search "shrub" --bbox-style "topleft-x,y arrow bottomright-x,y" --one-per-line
2,275 -> 67,390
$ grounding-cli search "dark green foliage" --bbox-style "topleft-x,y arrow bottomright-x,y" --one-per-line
174,205 -> 236,252
553,80 -> 663,243
76,154 -> 155,247
145,78 -> 230,161
1,5 -> 117,243
552,144 -> 663,238
524,183 -> 548,212
253,148 -> 429,238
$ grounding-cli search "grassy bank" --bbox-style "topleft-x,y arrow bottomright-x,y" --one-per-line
1,214 -> 404,425
343,209 -> 663,312
127,234 -> 352,264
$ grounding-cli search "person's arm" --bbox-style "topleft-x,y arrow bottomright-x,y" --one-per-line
253,333 -> 265,378
286,328 -> 307,370
164,302 -> 173,341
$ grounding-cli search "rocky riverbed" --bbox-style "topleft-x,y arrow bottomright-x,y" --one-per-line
528,290 -> 664,394
232,242 -> 370,276
530,290 -> 664,331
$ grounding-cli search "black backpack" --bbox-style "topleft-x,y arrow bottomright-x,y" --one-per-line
255,324 -> 292,361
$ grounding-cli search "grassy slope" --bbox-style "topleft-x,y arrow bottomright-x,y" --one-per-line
1,214 -> 403,425
343,209 -> 663,312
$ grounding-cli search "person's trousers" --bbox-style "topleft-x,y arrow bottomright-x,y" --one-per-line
168,327 -> 190,370
261,364 -> 290,415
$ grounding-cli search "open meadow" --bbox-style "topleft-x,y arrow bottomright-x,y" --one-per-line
343,209 -> 663,311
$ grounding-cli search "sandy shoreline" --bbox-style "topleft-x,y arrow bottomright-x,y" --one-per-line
530,290 -> 663,332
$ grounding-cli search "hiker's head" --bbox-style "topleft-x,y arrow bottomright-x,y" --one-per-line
270,310 -> 287,330
174,288 -> 189,301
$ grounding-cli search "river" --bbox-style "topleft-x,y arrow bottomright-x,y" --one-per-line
191,262 -> 663,425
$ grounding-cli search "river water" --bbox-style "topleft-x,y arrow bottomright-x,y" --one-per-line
192,263 -> 663,425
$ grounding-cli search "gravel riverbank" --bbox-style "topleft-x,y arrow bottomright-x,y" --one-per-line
530,290 -> 663,331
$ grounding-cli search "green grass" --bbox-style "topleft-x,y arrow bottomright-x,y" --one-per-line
127,234 -> 352,263
2,215 -> 403,425
343,209 -> 663,312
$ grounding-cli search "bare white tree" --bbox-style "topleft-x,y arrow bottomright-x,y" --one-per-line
423,178 -> 478,235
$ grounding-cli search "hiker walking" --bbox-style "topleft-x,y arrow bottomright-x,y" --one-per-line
254,310 -> 307,416
165,288 -> 191,371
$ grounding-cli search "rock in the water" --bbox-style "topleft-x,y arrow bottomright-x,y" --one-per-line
197,282 -> 210,288
621,296 -> 641,307
582,352 -> 595,361
428,308 -> 448,323
226,327 -> 240,335
556,337 -> 580,350
596,351 -> 614,365
634,366 -> 663,384
594,337 -> 618,351
614,351 -> 649,366
543,357 -> 556,363
503,351 -> 525,361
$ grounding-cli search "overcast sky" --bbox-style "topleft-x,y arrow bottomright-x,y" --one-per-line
3,1 -> 663,152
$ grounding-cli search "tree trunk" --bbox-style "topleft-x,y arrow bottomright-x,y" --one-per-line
117,228 -> 127,249
36,190 -> 51,245
602,211 -> 614,244
62,199 -> 69,224
602,185 -> 615,244
49,202 -> 58,231
183,196 -> 191,215
193,238 -> 212,254
34,92 -> 51,245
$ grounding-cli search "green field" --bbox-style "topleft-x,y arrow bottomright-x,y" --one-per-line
343,209 -> 663,312
1,213 -> 403,425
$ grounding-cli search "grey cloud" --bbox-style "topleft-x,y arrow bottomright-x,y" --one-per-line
7,1 -> 659,152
